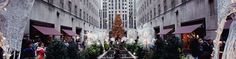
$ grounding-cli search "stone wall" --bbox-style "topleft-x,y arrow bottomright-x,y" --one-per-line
137,0 -> 217,39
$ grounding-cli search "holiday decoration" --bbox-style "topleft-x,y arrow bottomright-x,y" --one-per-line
216,0 -> 236,59
111,14 -> 125,41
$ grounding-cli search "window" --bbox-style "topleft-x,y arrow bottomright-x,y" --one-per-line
129,19 -> 133,28
68,1 -> 72,12
119,4 -> 121,9
100,20 -> 102,29
103,19 -> 107,29
83,12 -> 85,19
72,18 -> 74,21
60,0 -> 64,8
182,0 -> 188,3
125,14 -> 127,21
75,5 -> 77,15
79,9 -> 82,17
162,17 -> 164,23
164,0 -> 167,11
125,21 -> 127,28
209,0 -> 215,16
150,0 -> 152,4
134,20 -> 136,29
109,20 -> 112,29
57,12 -> 60,18
176,11 -> 179,16
171,0 -> 176,8
87,14 -> 88,21
154,8 -> 156,16
112,19 -> 113,26
48,0 -> 53,4
150,11 -> 152,20
158,4 -> 161,14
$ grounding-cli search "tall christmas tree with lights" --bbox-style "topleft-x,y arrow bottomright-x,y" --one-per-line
111,14 -> 125,42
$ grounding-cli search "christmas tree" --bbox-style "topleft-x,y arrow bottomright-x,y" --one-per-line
111,14 -> 125,41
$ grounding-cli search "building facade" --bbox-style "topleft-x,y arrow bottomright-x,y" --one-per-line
136,0 -> 217,39
101,0 -> 136,30
24,0 -> 101,40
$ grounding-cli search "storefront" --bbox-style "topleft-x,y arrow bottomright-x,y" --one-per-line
173,18 -> 206,53
30,20 -> 61,45
61,26 -> 77,42
76,27 -> 82,36
154,26 -> 160,39
76,27 -> 82,41
178,18 -> 206,38
159,24 -> 175,39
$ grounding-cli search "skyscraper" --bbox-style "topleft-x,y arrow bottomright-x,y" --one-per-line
102,0 -> 135,30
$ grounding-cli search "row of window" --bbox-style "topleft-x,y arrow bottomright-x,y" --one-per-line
108,11 -> 128,13
138,0 -> 198,25
138,0 -> 182,24
104,0 -> 133,11
139,0 -> 179,16
101,0 -> 135,29
108,0 -> 128,2
47,0 -> 99,26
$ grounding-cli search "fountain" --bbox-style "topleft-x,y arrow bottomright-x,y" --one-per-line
136,23 -> 156,49
126,29 -> 137,44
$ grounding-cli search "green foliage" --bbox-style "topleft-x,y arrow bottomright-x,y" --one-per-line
46,39 -> 68,59
77,43 -> 104,59
126,43 -> 139,54
67,41 -> 79,59
104,41 -> 110,51
124,37 -> 183,59
78,50 -> 86,59
45,39 -> 80,59
152,36 -> 183,59
125,39 -> 142,56
84,43 -> 102,59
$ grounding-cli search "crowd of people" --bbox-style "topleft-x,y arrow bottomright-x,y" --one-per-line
21,38 -> 46,59
0,31 -> 228,59
181,33 -> 214,59
153,33 -> 215,59
20,35 -> 85,59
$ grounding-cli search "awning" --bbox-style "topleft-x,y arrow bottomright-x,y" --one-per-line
174,24 -> 202,34
62,29 -> 77,36
158,28 -> 173,35
224,20 -> 233,29
33,26 -> 62,35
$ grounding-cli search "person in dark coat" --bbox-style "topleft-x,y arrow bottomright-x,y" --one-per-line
190,38 -> 200,59
201,40 -> 213,59
0,47 -> 3,59
22,41 -> 35,59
